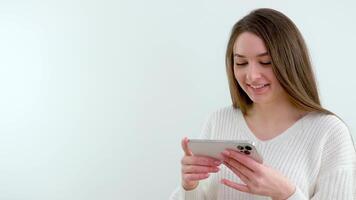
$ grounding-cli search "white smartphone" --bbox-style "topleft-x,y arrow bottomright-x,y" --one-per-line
188,139 -> 263,164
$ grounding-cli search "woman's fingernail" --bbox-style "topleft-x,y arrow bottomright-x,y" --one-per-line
222,150 -> 230,156
214,160 -> 222,165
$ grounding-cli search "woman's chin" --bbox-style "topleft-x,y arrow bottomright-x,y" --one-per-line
249,96 -> 271,104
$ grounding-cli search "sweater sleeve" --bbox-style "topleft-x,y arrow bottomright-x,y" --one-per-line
169,112 -> 217,200
288,117 -> 356,200
287,167 -> 355,200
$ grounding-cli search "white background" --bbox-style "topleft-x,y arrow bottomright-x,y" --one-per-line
0,1 -> 355,200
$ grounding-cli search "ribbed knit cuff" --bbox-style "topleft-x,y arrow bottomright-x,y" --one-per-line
286,186 -> 307,200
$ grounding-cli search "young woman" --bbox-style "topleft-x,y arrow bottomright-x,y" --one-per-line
170,8 -> 356,200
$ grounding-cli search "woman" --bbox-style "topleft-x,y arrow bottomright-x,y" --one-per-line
170,8 -> 356,200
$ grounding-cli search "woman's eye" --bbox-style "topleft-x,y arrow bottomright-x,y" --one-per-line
235,63 -> 247,66
260,61 -> 272,65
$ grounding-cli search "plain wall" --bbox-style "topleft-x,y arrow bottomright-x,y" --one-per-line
0,0 -> 355,200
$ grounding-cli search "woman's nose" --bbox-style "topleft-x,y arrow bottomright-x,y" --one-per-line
246,63 -> 262,81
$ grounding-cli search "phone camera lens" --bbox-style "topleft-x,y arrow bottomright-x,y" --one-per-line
245,146 -> 252,150
244,150 -> 250,155
237,145 -> 244,150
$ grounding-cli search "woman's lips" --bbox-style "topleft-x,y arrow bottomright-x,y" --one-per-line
247,83 -> 270,94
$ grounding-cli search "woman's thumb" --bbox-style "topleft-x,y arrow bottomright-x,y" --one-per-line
181,137 -> 193,156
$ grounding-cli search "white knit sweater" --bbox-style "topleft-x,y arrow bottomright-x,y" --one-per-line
170,106 -> 356,200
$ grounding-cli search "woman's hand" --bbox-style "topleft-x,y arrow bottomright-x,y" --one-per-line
220,149 -> 296,200
181,137 -> 222,191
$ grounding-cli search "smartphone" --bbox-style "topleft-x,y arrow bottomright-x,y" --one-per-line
188,139 -> 263,164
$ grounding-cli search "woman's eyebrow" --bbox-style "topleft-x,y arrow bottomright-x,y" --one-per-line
234,52 -> 269,58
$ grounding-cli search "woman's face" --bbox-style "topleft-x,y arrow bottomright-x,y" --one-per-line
233,32 -> 287,105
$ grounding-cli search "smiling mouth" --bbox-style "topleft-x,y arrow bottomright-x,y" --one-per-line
247,84 -> 270,89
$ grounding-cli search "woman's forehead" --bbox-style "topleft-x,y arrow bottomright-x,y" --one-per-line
233,32 -> 268,57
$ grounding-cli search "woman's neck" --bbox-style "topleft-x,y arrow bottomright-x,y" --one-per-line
246,100 -> 306,124
244,101 -> 308,141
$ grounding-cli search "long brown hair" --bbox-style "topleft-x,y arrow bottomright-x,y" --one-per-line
226,8 -> 333,115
